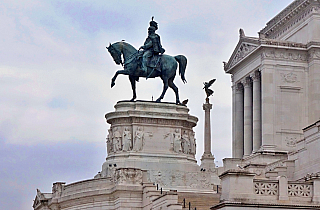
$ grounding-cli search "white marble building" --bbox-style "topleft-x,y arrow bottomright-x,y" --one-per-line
216,0 -> 320,209
33,0 -> 320,209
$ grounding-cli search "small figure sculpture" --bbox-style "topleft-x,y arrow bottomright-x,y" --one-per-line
181,130 -> 190,154
112,128 -> 122,152
139,17 -> 165,73
106,129 -> 113,154
122,127 -> 132,152
203,78 -> 216,99
189,131 -> 196,155
133,127 -> 144,151
173,129 -> 182,153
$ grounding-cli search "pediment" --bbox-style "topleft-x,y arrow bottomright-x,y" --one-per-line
224,37 -> 259,72
32,189 -> 51,209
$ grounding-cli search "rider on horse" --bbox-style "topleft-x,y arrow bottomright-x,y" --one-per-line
139,17 -> 165,74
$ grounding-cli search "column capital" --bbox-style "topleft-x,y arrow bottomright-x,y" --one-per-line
251,70 -> 260,81
242,77 -> 252,87
235,82 -> 243,93
203,103 -> 212,110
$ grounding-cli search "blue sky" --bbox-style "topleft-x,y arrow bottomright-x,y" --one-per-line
0,0 -> 293,209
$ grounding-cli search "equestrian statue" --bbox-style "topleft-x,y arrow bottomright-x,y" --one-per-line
106,17 -> 187,104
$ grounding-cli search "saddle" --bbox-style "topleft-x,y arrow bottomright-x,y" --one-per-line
136,51 -> 162,72
148,54 -> 161,72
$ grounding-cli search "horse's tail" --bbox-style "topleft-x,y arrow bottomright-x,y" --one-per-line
174,55 -> 187,83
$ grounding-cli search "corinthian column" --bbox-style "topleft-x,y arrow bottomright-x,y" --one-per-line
252,71 -> 261,152
234,83 -> 244,158
243,77 -> 253,156
201,98 -> 215,170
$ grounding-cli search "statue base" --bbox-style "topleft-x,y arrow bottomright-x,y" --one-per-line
101,101 -> 218,190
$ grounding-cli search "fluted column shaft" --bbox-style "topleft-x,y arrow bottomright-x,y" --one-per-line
252,71 -> 261,152
234,83 -> 244,158
203,102 -> 213,156
243,77 -> 253,156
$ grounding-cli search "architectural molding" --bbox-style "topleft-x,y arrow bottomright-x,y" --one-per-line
259,0 -> 318,39
262,49 -> 307,61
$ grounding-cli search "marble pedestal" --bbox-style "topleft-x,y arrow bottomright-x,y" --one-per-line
101,101 -> 217,190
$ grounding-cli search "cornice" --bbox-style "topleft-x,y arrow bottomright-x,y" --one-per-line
224,37 -> 307,73
259,0 -> 320,39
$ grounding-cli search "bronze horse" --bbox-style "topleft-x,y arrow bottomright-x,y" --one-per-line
107,41 -> 187,104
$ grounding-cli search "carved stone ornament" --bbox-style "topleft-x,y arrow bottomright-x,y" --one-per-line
150,169 -> 213,189
122,127 -> 132,152
181,130 -> 190,154
281,72 -> 298,83
133,127 -> 144,152
262,50 -> 307,61
230,43 -> 258,67
308,48 -> 320,60
254,182 -> 278,195
251,70 -> 260,81
288,184 -> 312,197
265,160 -> 285,172
52,182 -> 65,198
285,136 -> 297,147
172,128 -> 182,153
304,172 -> 320,181
112,127 -> 122,152
235,83 -> 243,93
113,168 -> 143,185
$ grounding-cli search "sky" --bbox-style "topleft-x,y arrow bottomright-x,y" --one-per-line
0,0 -> 293,209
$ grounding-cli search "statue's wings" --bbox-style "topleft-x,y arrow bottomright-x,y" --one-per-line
207,78 -> 216,87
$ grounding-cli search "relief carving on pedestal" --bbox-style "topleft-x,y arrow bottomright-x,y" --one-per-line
113,168 -> 143,185
106,129 -> 113,154
181,130 -> 190,154
189,131 -> 196,155
133,127 -> 144,152
112,127 -> 122,152
122,127 -> 132,152
172,129 -> 182,153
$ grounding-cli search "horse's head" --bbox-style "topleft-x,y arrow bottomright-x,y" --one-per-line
106,43 -> 122,65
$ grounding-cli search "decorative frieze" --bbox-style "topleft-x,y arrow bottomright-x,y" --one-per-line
262,50 -> 307,61
308,48 -> 320,60
151,169 -> 213,189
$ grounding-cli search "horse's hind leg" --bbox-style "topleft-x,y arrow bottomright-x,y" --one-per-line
168,78 -> 181,105
129,76 -> 137,101
156,77 -> 169,103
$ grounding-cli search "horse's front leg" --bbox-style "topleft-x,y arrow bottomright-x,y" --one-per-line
111,69 -> 128,88
156,78 -> 169,103
129,76 -> 137,101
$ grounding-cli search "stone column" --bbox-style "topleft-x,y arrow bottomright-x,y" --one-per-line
201,98 -> 215,169
252,71 -> 261,152
243,77 -> 253,156
234,83 -> 244,158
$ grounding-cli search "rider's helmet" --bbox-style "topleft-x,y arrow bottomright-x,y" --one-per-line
149,16 -> 158,30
